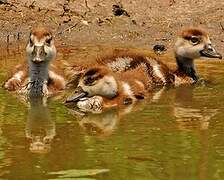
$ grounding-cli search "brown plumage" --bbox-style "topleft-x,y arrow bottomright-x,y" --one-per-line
66,64 -> 167,111
181,28 -> 208,39
67,28 -> 221,88
3,25 -> 66,97
30,25 -> 53,41
66,28 -> 222,111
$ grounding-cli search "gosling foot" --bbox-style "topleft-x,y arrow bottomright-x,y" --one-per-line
77,96 -> 103,113
4,78 -> 22,91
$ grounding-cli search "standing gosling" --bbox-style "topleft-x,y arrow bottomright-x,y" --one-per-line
4,26 -> 65,97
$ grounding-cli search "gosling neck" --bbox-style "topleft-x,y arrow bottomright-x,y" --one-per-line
28,60 -> 50,97
29,60 -> 50,80
175,55 -> 198,81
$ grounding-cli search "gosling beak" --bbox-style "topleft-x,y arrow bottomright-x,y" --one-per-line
65,86 -> 87,103
200,45 -> 222,59
32,45 -> 46,63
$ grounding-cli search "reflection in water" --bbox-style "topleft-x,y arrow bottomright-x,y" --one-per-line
25,97 -> 55,153
173,86 -> 218,130
69,88 -> 166,138
172,85 -> 218,180
71,84 -> 219,138
71,108 -> 119,138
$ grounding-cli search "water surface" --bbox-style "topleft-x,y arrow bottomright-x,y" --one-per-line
0,46 -> 224,180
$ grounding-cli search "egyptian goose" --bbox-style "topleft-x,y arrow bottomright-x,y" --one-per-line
65,63 -> 166,111
67,28 -> 222,90
99,28 -> 222,85
3,25 -> 66,97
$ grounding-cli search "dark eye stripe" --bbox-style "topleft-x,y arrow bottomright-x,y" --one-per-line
184,36 -> 199,41
85,69 -> 99,76
29,38 -> 33,46
84,76 -> 95,85
46,37 -> 52,45
83,74 -> 103,86
184,36 -> 193,41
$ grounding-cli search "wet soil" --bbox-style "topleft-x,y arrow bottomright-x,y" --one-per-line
0,0 -> 224,52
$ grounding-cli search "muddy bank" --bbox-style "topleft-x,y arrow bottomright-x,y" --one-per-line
0,0 -> 224,52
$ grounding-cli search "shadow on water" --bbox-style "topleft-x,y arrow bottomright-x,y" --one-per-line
1,46 -> 224,179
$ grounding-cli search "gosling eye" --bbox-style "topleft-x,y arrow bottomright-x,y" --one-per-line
45,37 -> 52,46
190,36 -> 199,45
84,77 -> 95,85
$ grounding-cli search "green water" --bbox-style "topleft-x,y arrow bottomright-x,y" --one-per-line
0,46 -> 224,180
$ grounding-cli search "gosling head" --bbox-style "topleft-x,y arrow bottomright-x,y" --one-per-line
66,67 -> 118,103
174,28 -> 222,60
26,25 -> 56,64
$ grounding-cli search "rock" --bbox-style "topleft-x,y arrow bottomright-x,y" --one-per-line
132,19 -> 137,25
0,0 -> 7,4
96,18 -> 103,25
153,44 -> 167,54
112,4 -> 130,17
81,20 -> 89,26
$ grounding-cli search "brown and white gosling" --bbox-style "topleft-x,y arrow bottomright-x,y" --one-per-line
66,64 -> 165,111
96,28 -> 222,85
3,26 -> 66,97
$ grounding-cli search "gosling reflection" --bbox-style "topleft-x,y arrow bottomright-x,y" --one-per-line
25,97 -> 56,153
68,95 -> 149,138
173,85 -> 218,130
73,108 -> 119,138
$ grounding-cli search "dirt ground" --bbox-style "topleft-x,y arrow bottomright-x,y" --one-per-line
0,0 -> 224,52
